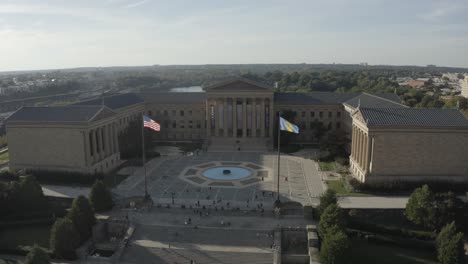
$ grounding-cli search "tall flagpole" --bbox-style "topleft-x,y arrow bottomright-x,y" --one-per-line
276,111 -> 281,205
142,114 -> 148,197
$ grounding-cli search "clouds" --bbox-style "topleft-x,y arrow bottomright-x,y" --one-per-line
0,0 -> 467,71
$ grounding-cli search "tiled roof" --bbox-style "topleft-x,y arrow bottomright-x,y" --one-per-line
344,93 -> 406,109
142,92 -> 206,104
73,93 -> 143,110
359,108 -> 468,128
7,106 -> 107,122
274,92 -> 359,105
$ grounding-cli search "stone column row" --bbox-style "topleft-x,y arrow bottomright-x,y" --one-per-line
207,97 -> 270,138
87,123 -> 119,165
351,125 -> 370,172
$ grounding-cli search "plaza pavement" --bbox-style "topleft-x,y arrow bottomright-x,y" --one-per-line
114,151 -> 325,209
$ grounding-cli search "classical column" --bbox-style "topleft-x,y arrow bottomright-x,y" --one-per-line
352,126 -> 357,160
359,130 -> 364,168
206,98 -> 212,137
83,131 -> 90,166
356,129 -> 361,167
233,98 -> 237,137
223,98 -> 228,137
213,99 -> 219,137
89,130 -> 95,163
242,98 -> 247,138
364,133 -> 369,172
269,99 -> 274,138
261,98 -> 265,137
252,98 -> 257,137
114,123 -> 120,153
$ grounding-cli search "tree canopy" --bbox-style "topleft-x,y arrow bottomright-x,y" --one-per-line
89,180 -> 113,212
405,185 -> 437,229
67,195 -> 96,242
317,189 -> 338,217
319,226 -> 350,264
318,204 -> 346,236
436,222 -> 465,264
23,244 -> 50,264
49,218 -> 80,259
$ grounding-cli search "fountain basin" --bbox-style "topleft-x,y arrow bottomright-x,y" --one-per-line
202,166 -> 252,180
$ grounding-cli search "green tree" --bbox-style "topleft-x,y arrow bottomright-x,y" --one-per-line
118,118 -> 156,161
405,185 -> 436,228
89,180 -> 113,212
318,204 -> 346,236
49,218 -> 80,259
319,227 -> 350,264
317,189 -> 337,216
319,129 -> 350,159
67,195 -> 96,242
17,175 -> 48,212
23,244 -> 50,264
436,222 -> 465,264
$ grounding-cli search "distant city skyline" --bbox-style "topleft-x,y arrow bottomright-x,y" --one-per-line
0,0 -> 468,71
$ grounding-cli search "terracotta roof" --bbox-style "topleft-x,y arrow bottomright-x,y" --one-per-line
359,108 -> 468,128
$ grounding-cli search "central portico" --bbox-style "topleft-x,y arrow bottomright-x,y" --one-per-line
205,78 -> 274,150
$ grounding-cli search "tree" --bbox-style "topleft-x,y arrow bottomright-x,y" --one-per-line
118,118 -> 156,160
405,185 -> 436,228
89,180 -> 113,212
318,204 -> 346,236
319,227 -> 350,264
24,244 -> 50,264
319,129 -> 350,159
436,222 -> 465,264
49,218 -> 80,259
317,189 -> 337,216
67,195 -> 96,242
17,175 -> 48,212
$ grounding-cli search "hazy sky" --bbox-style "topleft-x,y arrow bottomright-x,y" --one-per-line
0,0 -> 467,71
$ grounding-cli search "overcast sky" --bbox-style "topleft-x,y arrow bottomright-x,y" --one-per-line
0,0 -> 467,71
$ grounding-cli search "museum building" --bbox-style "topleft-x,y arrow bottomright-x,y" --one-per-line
5,78 -> 468,183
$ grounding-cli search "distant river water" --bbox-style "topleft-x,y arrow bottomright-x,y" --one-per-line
169,86 -> 203,92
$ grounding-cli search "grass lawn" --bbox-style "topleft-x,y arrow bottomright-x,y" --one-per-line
318,161 -> 336,171
0,225 -> 51,250
0,151 -> 9,161
345,239 -> 438,264
325,180 -> 372,197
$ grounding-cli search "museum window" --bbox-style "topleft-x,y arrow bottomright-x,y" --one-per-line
164,120 -> 169,129
189,110 -> 192,116
328,122 -> 332,130
148,110 -> 152,116
180,110 -> 184,116
337,111 -> 341,118
196,120 -> 201,129
172,121 -> 176,128
301,111 -> 305,117
172,110 -> 176,116
189,120 -> 193,128
179,120 -> 185,128
164,110 -> 168,116
319,112 -> 323,118
328,111 -> 332,118
310,111 -> 315,118
301,122 -> 306,129
336,122 -> 341,129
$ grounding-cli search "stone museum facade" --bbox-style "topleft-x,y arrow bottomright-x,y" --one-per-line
5,78 -> 468,183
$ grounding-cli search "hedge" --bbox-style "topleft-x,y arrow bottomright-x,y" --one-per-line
348,219 -> 436,241
347,229 -> 435,251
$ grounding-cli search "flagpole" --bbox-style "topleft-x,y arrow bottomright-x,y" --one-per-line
276,111 -> 281,205
142,114 -> 148,197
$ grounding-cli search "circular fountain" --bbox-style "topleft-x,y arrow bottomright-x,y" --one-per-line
202,166 -> 252,181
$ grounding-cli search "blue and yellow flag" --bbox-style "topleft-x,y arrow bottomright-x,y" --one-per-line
279,117 -> 299,134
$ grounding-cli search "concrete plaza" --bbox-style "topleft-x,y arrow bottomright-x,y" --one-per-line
114,151 -> 326,209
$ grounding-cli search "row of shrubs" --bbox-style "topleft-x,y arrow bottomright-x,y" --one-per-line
349,178 -> 468,193
347,219 -> 436,241
347,229 -> 435,251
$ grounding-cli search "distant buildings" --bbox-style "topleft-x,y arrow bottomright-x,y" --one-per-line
406,79 -> 427,89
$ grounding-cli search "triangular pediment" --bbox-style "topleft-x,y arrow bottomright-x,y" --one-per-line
90,106 -> 116,122
205,78 -> 273,92
351,109 -> 367,125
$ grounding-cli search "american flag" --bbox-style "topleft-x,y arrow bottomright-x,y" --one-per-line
143,115 -> 160,132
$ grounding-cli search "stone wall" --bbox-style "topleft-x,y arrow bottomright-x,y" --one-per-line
368,129 -> 468,182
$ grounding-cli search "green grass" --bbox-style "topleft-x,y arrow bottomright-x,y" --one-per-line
0,151 -> 9,161
345,239 -> 438,264
0,225 -> 51,250
326,180 -> 373,197
318,161 -> 336,171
